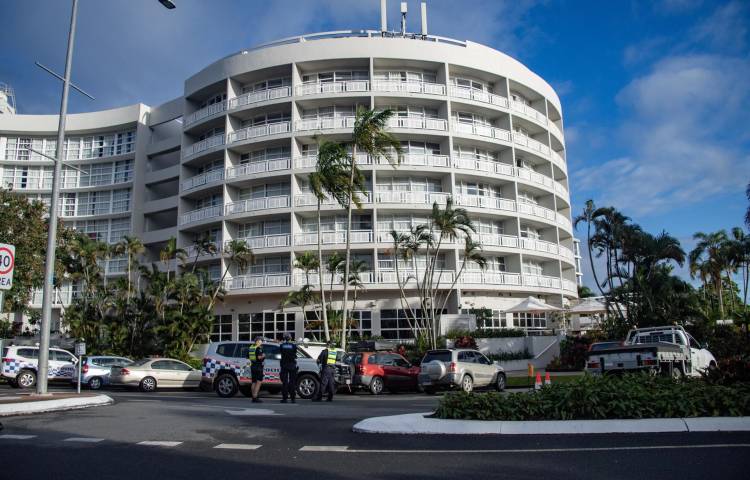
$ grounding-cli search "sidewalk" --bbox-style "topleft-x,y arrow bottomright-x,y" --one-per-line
0,393 -> 113,417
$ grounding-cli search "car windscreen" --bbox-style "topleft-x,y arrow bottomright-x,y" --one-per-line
130,358 -> 152,367
2,347 -> 7,358
589,342 -> 620,352
422,351 -> 452,363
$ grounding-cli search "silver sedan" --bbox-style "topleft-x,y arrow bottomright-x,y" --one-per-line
109,358 -> 201,392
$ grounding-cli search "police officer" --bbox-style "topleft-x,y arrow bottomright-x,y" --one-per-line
248,336 -> 265,403
279,334 -> 297,404
313,342 -> 338,402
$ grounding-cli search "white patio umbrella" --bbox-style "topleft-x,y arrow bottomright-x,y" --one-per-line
505,296 -> 562,313
567,297 -> 607,315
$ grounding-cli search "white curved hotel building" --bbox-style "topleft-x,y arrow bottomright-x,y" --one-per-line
0,30 -> 578,340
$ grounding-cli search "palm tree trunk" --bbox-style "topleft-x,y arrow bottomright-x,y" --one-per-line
341,145 -> 357,350
316,199 -> 330,341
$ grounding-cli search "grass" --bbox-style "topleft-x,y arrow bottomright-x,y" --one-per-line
506,374 -> 582,388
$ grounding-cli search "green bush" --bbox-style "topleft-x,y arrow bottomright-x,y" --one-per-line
488,349 -> 532,361
701,357 -> 750,385
445,328 -> 526,339
435,374 -> 750,420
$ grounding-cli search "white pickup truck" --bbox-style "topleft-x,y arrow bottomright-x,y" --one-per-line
585,326 -> 717,378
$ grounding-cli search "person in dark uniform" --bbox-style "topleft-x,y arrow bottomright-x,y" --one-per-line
248,336 -> 265,403
279,334 -> 298,404
313,343 -> 337,402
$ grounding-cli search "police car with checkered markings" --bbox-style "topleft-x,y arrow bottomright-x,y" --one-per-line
1,345 -> 77,389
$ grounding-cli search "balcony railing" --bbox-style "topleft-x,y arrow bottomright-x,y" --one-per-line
225,273 -> 291,290
229,86 -> 291,109
224,195 -> 290,215
449,86 -> 509,108
523,274 -> 562,289
387,117 -> 447,131
517,202 -> 557,222
371,80 -> 446,96
294,230 -> 373,246
181,169 -> 224,191
295,116 -> 356,132
562,278 -> 578,292
478,233 -> 519,248
184,101 -> 227,127
179,205 -> 223,225
520,237 -> 559,256
295,191 -> 371,207
513,132 -> 550,156
390,153 -> 450,168
557,214 -> 573,231
516,168 -> 553,189
226,158 -> 290,179
452,122 -> 512,142
184,134 -> 225,158
185,243 -> 223,259
551,151 -> 566,170
378,270 -> 455,285
460,271 -> 521,286
374,191 -> 450,206
510,100 -> 547,125
454,195 -> 516,212
295,152 -> 370,169
296,81 -> 370,96
559,245 -> 575,261
294,271 -> 375,286
227,121 -> 291,143
231,234 -> 290,249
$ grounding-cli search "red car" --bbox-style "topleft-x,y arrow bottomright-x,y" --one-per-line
347,351 -> 421,395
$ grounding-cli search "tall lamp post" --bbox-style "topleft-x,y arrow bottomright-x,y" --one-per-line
35,0 -> 176,395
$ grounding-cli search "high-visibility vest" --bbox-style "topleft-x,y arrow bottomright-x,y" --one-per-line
248,346 -> 262,362
326,348 -> 341,365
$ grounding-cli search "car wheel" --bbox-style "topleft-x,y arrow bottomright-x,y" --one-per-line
139,376 -> 157,393
8,379 -> 19,388
460,375 -> 473,393
296,374 -> 319,400
16,370 -> 36,389
369,376 -> 384,395
495,373 -> 506,392
215,374 -> 238,398
88,377 -> 103,390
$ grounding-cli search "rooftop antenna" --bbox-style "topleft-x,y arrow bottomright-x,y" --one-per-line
400,2 -> 407,36
420,2 -> 428,37
381,0 -> 388,34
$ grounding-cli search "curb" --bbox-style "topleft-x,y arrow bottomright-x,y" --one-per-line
352,413 -> 750,435
0,395 -> 114,417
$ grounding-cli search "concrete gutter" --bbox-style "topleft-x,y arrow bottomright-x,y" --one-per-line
0,395 -> 114,417
353,412 -> 750,435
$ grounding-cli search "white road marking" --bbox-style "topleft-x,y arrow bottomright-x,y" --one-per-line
137,441 -> 183,447
300,446 -> 350,452
214,443 -> 262,450
300,444 -> 750,454
64,437 -> 104,443
0,434 -> 36,440
225,408 -> 282,416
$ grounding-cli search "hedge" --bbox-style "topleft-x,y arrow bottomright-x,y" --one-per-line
435,374 -> 750,421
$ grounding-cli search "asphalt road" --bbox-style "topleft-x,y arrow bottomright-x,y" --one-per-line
1,384 -> 749,479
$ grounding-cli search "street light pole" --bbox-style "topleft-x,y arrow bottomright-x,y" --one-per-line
36,0 -> 79,395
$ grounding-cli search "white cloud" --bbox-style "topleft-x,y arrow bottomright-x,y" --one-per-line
689,1 -> 748,53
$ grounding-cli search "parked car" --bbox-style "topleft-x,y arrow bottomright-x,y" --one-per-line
1,345 -> 77,389
61,356 -> 133,390
109,358 -> 201,392
347,351 -> 421,395
588,341 -> 622,353
418,349 -> 506,394
201,341 -> 351,399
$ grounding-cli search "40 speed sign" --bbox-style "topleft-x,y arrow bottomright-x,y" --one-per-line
0,243 -> 15,290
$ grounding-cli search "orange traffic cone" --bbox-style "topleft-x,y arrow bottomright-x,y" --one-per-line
534,372 -> 542,390
544,372 -> 551,386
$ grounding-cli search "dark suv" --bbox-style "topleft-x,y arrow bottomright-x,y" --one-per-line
347,351 -> 421,395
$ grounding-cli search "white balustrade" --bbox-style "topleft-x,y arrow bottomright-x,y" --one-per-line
557,214 -> 573,231
478,233 -> 519,248
460,271 -> 521,286
185,243 -> 223,259
449,86 -> 509,108
184,134 -> 225,158
378,270 -> 455,285
375,191 -> 450,206
385,153 -> 450,168
295,116 -> 356,131
294,271 -> 374,287
227,121 -> 291,143
179,205 -> 223,225
455,195 -> 516,212
562,279 -> 578,292
510,100 -> 547,125
517,202 -> 557,222
231,234 -> 290,250
181,169 -> 224,191
295,191 -> 372,206
551,151 -> 567,171
559,245 -> 575,261
295,81 -> 370,96
185,101 -> 227,127
522,274 -> 562,289
387,117 -> 448,131
451,122 -> 511,142
226,273 -> 291,290
229,86 -> 291,109
513,132 -> 550,156
371,80 -> 446,96
294,230 -> 373,246
226,158 -> 290,179
554,180 -> 568,196
225,195 -> 290,215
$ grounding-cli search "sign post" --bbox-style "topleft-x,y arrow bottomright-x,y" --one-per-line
74,341 -> 86,394
0,244 -> 15,325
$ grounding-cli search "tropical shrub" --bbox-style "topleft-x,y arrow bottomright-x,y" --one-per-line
453,335 -> 477,350
488,349 -> 531,361
445,328 -> 526,339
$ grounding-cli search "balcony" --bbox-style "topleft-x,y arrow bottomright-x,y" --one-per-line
231,234 -> 290,250
226,158 -> 290,179
387,117 -> 447,131
520,237 -> 559,256
517,202 -> 557,222
551,151 -> 566,171
452,122 -> 512,142
371,80 -> 446,96
185,243 -> 223,259
513,132 -> 550,156
460,271 -> 521,286
224,195 -> 290,215
295,191 -> 371,207
557,214 -> 573,231
559,245 -> 575,261
389,153 -> 450,168
225,273 -> 291,290
378,270 -> 455,285
179,205 -> 223,225
452,157 -> 514,176
562,278 -> 578,292
227,121 -> 291,143
454,195 -> 516,212
229,86 -> 291,109
295,152 -> 370,169
522,274 -> 562,289
375,191 -> 450,206
449,86 -> 509,108
296,81 -> 369,96
477,233 -> 519,248
294,230 -> 373,246
184,101 -> 227,127
181,169 -> 224,191
510,101 -> 547,125
516,168 -> 553,189
184,134 -> 225,158
294,271 -> 374,286
295,116 -> 356,132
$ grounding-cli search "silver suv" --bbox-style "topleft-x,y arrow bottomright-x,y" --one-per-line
418,349 -> 506,394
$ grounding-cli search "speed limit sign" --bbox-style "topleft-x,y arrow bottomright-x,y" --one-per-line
0,243 -> 15,290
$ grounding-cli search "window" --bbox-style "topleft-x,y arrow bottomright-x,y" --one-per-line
17,348 -> 39,359
514,312 -> 548,330
240,311 -> 294,340
461,308 -> 507,329
211,315 -> 233,341
114,159 -> 134,183
151,360 -> 171,370
111,189 -> 131,213
167,360 -> 192,371
109,218 -> 131,243
380,309 -> 421,340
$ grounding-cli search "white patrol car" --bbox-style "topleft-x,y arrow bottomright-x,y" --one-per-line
1,345 -> 78,389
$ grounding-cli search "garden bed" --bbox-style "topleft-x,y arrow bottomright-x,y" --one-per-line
435,374 -> 750,421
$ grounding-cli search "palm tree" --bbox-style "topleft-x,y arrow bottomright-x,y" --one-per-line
325,252 -> 345,306
210,239 -> 255,310
160,237 -> 187,283
340,107 -> 402,350
689,230 -> 729,317
345,259 -> 369,337
190,233 -> 218,273
745,182 -> 750,229
294,251 -> 320,288
574,200 -> 605,297
113,235 -> 144,302
729,227 -> 750,309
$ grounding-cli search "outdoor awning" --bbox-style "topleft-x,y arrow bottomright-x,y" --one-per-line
505,296 -> 561,313
568,297 -> 607,314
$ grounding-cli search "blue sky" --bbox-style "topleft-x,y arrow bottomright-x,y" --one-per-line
1,0 -> 749,287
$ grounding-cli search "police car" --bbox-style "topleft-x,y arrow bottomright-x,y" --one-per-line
1,345 -> 78,389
